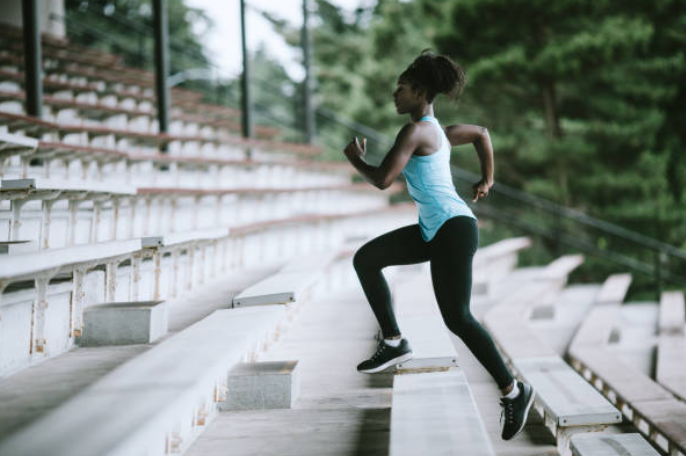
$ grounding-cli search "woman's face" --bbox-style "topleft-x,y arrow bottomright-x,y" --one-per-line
393,79 -> 424,114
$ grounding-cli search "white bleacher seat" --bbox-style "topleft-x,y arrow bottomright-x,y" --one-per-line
1,177 -> 135,194
141,227 -> 230,249
0,239 -> 141,372
473,236 -> 531,296
483,256 -> 629,455
1,177 -> 136,249
0,239 -> 141,284
390,368 -> 495,456
232,250 -> 341,308
568,280 -> 686,456
656,291 -> 686,402
513,357 -> 621,455
570,433 -> 662,456
595,273 -> 633,304
0,130 -> 37,157
0,306 -> 286,456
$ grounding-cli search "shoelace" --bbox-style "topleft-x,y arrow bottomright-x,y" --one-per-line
499,398 -> 515,425
370,339 -> 388,360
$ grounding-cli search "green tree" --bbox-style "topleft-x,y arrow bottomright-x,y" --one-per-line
65,0 -> 211,76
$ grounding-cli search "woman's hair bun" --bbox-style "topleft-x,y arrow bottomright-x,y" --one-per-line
400,49 -> 466,103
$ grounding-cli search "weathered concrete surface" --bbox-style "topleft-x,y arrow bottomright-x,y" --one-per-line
81,301 -> 168,346
186,266 -> 566,456
0,264 -> 281,443
222,360 -> 301,411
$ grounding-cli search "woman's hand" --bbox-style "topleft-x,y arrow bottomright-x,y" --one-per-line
344,137 -> 367,161
472,178 -> 493,203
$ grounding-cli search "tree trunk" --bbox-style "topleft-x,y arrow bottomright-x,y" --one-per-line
542,80 -> 569,206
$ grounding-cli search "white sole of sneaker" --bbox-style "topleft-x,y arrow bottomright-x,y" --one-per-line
510,387 -> 536,440
357,351 -> 414,374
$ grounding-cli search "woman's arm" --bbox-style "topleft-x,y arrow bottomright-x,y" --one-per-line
444,124 -> 494,202
343,123 -> 420,190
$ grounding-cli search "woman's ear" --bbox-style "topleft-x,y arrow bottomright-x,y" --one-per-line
413,86 -> 428,102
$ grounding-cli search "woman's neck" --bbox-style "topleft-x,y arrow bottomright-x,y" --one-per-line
410,104 -> 434,122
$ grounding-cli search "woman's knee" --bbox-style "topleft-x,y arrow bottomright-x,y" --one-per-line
353,246 -> 376,273
445,312 -> 479,337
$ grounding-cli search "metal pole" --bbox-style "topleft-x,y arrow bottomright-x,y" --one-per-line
302,0 -> 315,144
240,0 -> 253,139
654,250 -> 663,301
153,0 -> 170,140
22,0 -> 43,117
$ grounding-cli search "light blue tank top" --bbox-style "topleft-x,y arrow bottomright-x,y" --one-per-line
401,115 -> 477,242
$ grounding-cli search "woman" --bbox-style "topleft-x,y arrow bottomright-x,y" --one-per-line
343,51 -> 535,441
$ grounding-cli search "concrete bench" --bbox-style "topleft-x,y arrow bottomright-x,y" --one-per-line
570,433 -> 662,456
81,300 -> 168,346
656,291 -> 686,402
390,368 -> 495,456
221,360 -> 300,411
0,306 -> 286,456
513,357 -> 622,455
473,236 -> 531,296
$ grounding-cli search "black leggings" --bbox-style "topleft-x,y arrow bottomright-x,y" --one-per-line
352,215 -> 514,389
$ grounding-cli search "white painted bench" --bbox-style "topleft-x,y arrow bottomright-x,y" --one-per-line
0,177 -> 136,249
568,274 -> 632,347
0,131 -> 37,166
0,306 -> 286,456
0,239 -> 142,365
513,357 -> 622,456
485,255 -> 586,360
570,433 -> 662,456
390,368 -> 495,456
473,236 -> 531,296
484,256 -> 627,455
568,279 -> 686,456
0,204 -> 414,378
232,249 -> 341,308
656,291 -> 686,402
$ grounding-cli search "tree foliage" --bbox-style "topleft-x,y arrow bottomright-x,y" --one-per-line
267,0 -> 686,295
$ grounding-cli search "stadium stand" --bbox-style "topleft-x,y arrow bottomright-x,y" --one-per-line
2,17 -> 684,456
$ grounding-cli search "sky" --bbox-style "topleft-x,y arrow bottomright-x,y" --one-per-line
184,0 -> 373,82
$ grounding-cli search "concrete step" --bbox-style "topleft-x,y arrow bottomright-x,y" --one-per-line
390,368 -> 496,456
0,264 -> 278,444
0,305 -> 287,456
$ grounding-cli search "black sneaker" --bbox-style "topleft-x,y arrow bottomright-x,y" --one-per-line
500,380 -> 535,440
357,338 -> 413,374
